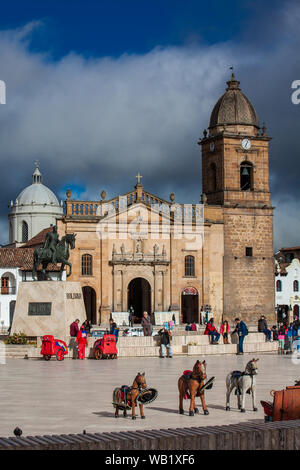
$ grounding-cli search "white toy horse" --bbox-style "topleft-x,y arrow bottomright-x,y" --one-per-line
225,358 -> 259,413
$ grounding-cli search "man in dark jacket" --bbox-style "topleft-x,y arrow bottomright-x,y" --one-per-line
258,315 -> 272,341
158,327 -> 172,358
234,317 -> 248,355
70,319 -> 80,337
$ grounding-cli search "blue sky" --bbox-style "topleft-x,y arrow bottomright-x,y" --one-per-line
0,0 -> 298,250
0,0 -> 280,58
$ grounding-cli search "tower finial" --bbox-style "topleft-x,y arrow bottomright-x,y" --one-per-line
32,161 -> 42,184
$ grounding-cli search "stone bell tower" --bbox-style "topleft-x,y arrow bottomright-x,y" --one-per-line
200,73 -> 275,323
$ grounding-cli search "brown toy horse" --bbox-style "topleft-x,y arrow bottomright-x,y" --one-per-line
178,360 -> 209,416
112,372 -> 147,420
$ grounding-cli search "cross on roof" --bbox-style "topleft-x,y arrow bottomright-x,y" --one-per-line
34,159 -> 40,169
136,172 -> 143,185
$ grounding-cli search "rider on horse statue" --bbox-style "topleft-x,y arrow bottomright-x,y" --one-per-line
42,225 -> 59,264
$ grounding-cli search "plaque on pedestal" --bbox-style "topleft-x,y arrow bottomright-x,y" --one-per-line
11,281 -> 86,340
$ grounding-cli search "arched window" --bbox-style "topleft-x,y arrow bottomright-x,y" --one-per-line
294,280 -> 299,292
22,221 -> 28,242
81,254 -> 93,276
276,280 -> 282,292
240,161 -> 253,191
185,255 -> 195,277
210,163 -> 217,192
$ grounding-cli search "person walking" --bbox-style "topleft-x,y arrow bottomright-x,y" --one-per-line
220,320 -> 230,344
158,326 -> 172,358
234,317 -> 248,355
76,325 -> 87,360
141,311 -> 151,336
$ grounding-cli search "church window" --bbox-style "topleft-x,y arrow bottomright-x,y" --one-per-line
210,163 -> 217,191
276,280 -> 282,292
240,161 -> 253,191
245,247 -> 253,257
294,280 -> 299,292
185,255 -> 195,277
82,254 -> 93,276
22,221 -> 28,242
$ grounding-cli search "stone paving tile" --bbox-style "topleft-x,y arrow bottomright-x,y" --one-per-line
0,353 -> 299,437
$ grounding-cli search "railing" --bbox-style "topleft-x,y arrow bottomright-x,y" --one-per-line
1,287 -> 16,295
65,188 -> 204,222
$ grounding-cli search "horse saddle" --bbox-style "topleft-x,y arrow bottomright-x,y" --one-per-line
120,385 -> 130,404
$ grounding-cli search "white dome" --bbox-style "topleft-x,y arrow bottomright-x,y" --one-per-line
17,183 -> 60,206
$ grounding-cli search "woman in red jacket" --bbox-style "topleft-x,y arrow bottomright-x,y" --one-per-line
76,326 -> 87,359
204,318 -> 220,344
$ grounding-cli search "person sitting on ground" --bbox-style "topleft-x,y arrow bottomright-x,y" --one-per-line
258,315 -> 272,341
190,322 -> 197,331
185,323 -> 191,331
204,318 -> 220,344
158,326 -> 172,358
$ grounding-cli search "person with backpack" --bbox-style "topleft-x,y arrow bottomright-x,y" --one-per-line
234,317 -> 248,355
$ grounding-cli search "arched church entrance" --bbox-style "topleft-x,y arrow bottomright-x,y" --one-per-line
128,278 -> 151,322
82,286 -> 97,324
181,287 -> 199,323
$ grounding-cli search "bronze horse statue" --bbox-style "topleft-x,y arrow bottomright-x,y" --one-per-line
178,360 -> 210,416
112,372 -> 148,420
32,233 -> 76,281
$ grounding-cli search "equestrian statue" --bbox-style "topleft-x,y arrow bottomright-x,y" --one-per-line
32,225 -> 76,281
225,358 -> 259,413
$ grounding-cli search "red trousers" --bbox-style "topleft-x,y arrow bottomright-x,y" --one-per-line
77,341 -> 86,359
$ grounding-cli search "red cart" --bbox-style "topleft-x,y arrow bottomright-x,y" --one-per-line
41,335 -> 68,361
261,385 -> 300,421
93,334 -> 118,360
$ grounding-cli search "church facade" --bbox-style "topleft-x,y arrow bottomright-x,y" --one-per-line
57,74 -> 275,325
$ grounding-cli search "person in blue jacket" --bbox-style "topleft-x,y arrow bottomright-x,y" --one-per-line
234,317 -> 248,355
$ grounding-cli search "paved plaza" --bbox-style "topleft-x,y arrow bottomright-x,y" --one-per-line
0,353 -> 299,438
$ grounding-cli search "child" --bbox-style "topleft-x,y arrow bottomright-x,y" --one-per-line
277,324 -> 285,354
220,320 -> 229,344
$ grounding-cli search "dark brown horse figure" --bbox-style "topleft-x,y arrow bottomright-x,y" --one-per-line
113,372 -> 147,420
178,360 -> 209,416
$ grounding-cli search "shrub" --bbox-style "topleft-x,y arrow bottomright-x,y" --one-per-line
5,332 -> 28,345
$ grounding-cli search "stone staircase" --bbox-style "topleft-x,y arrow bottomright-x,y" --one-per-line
1,327 -> 278,359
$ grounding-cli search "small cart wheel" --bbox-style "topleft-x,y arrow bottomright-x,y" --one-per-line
56,349 -> 64,361
44,355 -> 51,361
95,349 -> 102,360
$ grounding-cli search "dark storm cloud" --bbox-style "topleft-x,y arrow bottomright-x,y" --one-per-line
0,2 -> 299,250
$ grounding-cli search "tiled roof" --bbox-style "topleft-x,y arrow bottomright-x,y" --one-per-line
23,227 -> 52,248
0,247 -> 60,271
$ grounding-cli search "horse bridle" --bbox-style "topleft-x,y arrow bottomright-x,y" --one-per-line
131,375 -> 146,392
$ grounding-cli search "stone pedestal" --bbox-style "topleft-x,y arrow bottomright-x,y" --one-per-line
11,281 -> 86,340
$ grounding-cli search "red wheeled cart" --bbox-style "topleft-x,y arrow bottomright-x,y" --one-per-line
93,334 -> 118,360
41,335 -> 68,361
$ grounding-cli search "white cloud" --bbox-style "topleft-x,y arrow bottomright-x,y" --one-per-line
0,5 -> 299,249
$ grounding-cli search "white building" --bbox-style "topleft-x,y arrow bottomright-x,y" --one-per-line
275,257 -> 300,323
0,245 -> 66,331
8,163 -> 63,245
